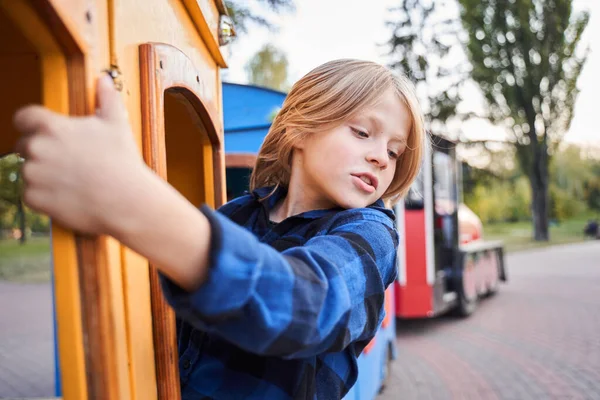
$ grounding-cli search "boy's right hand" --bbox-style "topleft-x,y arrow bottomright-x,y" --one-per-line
13,74 -> 150,235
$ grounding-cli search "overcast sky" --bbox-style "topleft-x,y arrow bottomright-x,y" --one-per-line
222,0 -> 599,146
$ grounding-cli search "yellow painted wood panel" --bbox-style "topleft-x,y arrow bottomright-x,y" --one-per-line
203,142 -> 216,207
180,0 -> 227,67
139,41 -> 225,398
113,0 -> 222,156
105,236 -> 133,400
0,1 -> 89,398
52,227 -> 88,400
164,90 -> 212,207
121,248 -> 158,400
2,1 -> 228,398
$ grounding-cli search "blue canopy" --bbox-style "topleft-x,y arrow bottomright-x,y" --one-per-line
223,82 -> 287,154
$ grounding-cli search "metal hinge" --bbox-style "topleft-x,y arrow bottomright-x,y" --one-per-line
219,15 -> 236,46
104,65 -> 123,91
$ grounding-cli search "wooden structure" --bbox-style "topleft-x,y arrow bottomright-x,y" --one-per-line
0,1 -> 233,399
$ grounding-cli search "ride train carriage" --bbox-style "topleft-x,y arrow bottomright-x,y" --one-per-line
1,1 -> 235,398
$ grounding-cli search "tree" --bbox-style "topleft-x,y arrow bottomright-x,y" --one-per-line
387,0 -> 590,241
246,44 -> 289,91
225,0 -> 295,37
225,1 -> 294,90
385,0 -> 467,136
459,0 -> 589,240
0,154 -> 26,243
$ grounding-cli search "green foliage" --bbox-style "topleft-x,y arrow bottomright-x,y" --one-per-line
465,177 -> 531,224
0,154 -> 23,233
387,0 -> 590,240
385,0 -> 466,134
465,144 -> 598,223
0,155 -> 50,236
549,183 -> 584,221
548,145 -> 600,219
459,0 -> 589,240
246,44 -> 290,91
551,146 -> 591,192
27,211 -> 50,233
508,177 -> 532,221
225,0 -> 295,37
584,161 -> 600,215
586,180 -> 600,214
0,154 -> 22,207
459,0 -> 589,143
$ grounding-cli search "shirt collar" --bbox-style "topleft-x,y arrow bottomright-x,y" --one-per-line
251,186 -> 395,221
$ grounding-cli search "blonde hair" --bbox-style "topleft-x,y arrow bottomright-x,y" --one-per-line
250,59 -> 426,205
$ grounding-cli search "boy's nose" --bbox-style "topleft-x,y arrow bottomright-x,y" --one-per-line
366,146 -> 389,170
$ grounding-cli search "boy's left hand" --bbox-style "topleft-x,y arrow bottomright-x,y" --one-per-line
13,74 -> 149,235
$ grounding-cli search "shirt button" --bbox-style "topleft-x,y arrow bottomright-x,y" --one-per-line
182,359 -> 191,369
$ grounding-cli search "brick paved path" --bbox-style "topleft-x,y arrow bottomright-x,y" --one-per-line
379,241 -> 600,400
0,281 -> 55,398
1,241 -> 599,399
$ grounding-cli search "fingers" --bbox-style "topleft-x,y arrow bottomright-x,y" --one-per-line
21,160 -> 56,190
12,105 -> 66,158
21,187 -> 47,215
13,130 -> 54,161
13,105 -> 64,135
14,129 -> 38,159
96,74 -> 128,123
13,135 -> 30,159
20,160 -> 55,214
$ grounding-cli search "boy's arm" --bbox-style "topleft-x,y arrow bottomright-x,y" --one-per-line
106,169 -> 212,292
161,206 -> 399,359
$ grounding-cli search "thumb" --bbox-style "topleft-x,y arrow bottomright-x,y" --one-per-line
96,74 -> 128,123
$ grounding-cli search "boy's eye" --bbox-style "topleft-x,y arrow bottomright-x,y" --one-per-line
351,127 -> 369,138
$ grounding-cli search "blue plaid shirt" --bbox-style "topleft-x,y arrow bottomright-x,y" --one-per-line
161,186 -> 399,399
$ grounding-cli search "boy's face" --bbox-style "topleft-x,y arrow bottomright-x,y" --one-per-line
295,88 -> 412,210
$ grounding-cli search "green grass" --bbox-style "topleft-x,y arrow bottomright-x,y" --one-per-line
0,236 -> 52,283
483,213 -> 596,253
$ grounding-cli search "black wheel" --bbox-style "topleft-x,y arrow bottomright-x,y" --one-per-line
456,286 -> 478,316
454,256 -> 478,317
486,252 -> 502,297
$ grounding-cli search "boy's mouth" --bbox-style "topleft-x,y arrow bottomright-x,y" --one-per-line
351,173 -> 378,192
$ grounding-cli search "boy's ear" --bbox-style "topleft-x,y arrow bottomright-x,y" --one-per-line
290,129 -> 306,150
294,139 -> 305,150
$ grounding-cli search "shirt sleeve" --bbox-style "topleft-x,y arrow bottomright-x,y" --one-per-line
160,205 -> 399,359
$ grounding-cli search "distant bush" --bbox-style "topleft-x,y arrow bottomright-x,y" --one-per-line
549,184 -> 585,222
465,177 -> 531,224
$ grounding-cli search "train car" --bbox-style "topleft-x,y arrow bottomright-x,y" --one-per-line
0,1 -> 234,398
222,82 -> 397,399
394,135 -> 507,318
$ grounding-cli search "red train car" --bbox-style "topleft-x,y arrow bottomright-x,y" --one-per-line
394,135 -> 507,318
